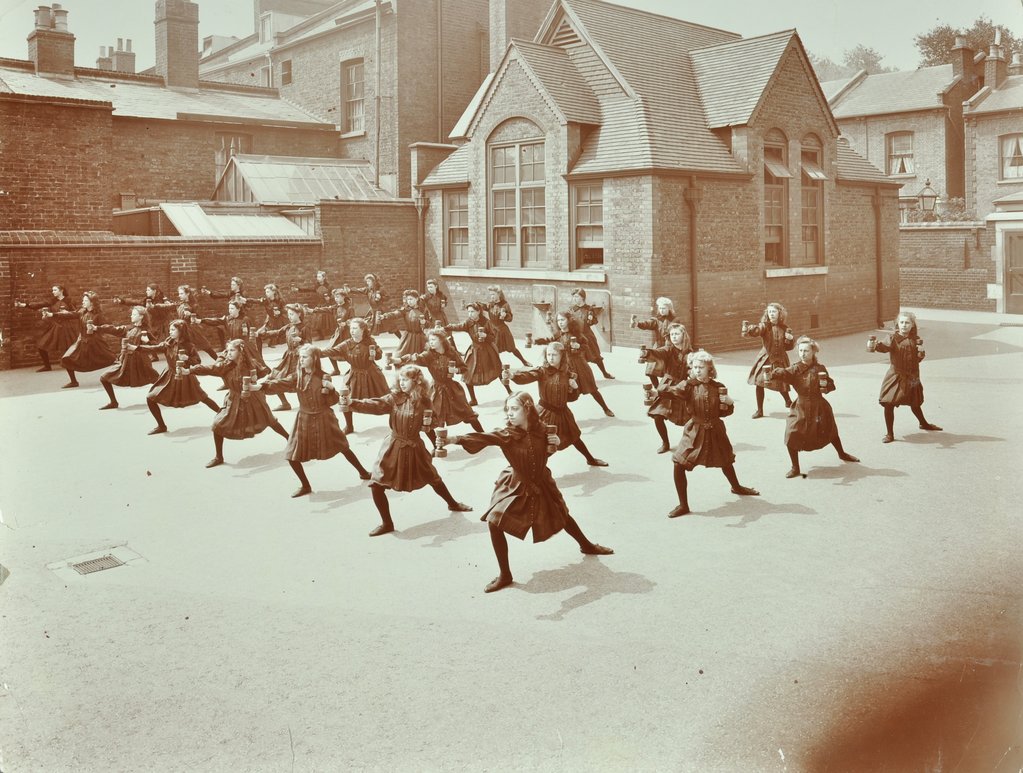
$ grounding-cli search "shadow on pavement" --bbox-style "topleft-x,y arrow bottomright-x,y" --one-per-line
519,558 -> 657,621
801,463 -> 909,487
731,442 -> 768,453
900,431 -> 1006,449
555,470 -> 654,497
696,498 -> 818,528
577,417 -> 645,431
231,451 -> 288,477
308,483 -> 371,512
393,511 -> 486,548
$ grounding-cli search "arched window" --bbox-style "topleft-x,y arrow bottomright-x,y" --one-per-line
799,134 -> 825,266
763,129 -> 790,266
489,128 -> 546,268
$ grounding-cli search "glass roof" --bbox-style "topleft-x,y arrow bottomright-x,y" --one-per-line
214,155 -> 394,205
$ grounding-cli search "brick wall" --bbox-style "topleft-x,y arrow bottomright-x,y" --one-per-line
899,222 -> 996,311
0,95 -> 113,231
966,111 -> 1023,216
317,199 -> 420,291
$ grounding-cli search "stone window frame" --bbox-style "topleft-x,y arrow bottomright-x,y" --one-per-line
1000,133 -> 1023,180
281,59 -> 292,86
259,65 -> 271,88
798,134 -> 826,267
341,58 -> 365,136
488,139 -> 547,269
885,131 -> 915,177
259,13 -> 273,44
214,132 -> 252,185
763,128 -> 790,266
572,181 -> 604,267
444,189 -> 470,267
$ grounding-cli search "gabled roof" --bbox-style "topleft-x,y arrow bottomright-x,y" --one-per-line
0,61 -> 331,127
512,40 -> 601,125
160,203 -> 310,237
834,138 -> 894,184
421,144 -> 470,187
214,155 -> 394,205
824,64 -> 956,119
690,30 -> 795,128
964,75 -> 1023,115
819,74 -> 856,102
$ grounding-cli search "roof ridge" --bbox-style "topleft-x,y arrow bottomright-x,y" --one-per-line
690,28 -> 795,53
564,0 -> 740,40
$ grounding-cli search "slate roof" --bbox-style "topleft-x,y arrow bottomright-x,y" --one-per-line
214,155 -> 394,205
965,75 -> 1023,115
0,61 -> 331,126
690,30 -> 795,128
421,144 -> 470,187
834,138 -> 891,184
824,64 -> 956,118
819,75 -> 855,102
512,40 -> 601,125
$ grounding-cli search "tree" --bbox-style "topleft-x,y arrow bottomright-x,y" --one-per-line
808,52 -> 855,82
915,16 -> 1021,67
842,45 -> 894,75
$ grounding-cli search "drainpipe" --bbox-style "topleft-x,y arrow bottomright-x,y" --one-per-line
684,178 -> 703,344
437,0 -> 443,142
872,186 -> 884,327
374,0 -> 382,189
414,193 -> 429,291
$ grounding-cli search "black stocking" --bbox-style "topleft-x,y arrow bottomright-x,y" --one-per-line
648,374 -> 659,388
572,439 -> 599,464
430,480 -> 459,509
101,379 -> 117,404
596,358 -> 613,378
370,483 -> 392,526
562,514 -> 595,550
343,410 -> 354,433
884,405 -> 895,435
342,449 -> 370,478
488,523 -> 511,579
786,446 -> 800,474
470,419 -> 484,432
271,422 -> 289,439
511,347 -> 530,366
64,367 -> 78,385
467,384 -> 478,404
591,390 -> 611,413
755,386 -> 765,413
289,460 -> 310,489
501,380 -> 512,395
722,464 -> 742,489
673,464 -> 689,510
910,405 -> 928,425
147,399 -> 165,428
202,396 -> 220,412
653,417 -> 670,446
38,349 -> 52,369
213,433 -> 225,460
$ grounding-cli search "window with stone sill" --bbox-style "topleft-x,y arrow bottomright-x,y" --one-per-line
281,59 -> 292,86
798,136 -> 825,266
489,141 -> 546,268
444,190 -> 469,266
1000,134 -> 1023,180
763,129 -> 790,266
341,58 -> 365,135
573,182 -> 604,267
886,131 -> 915,176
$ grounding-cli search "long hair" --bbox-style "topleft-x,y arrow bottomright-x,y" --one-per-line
425,278 -> 447,301
896,310 -> 919,337
225,338 -> 253,372
228,300 -> 245,318
178,284 -> 199,305
397,364 -> 430,404
544,340 -> 569,372
297,343 -> 324,377
130,305 -> 148,326
655,297 -> 675,315
147,283 -> 166,303
486,284 -> 506,304
571,287 -> 587,303
168,318 -> 192,347
795,335 -> 820,361
264,283 -> 282,303
348,316 -> 369,335
81,290 -> 102,315
760,302 -> 788,325
687,349 -> 717,379
427,329 -> 450,354
505,391 -> 542,431
364,273 -> 380,288
666,321 -> 692,350
53,284 -> 69,300
285,302 -> 305,322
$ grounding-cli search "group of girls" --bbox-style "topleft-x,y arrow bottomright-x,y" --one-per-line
629,299 -> 942,517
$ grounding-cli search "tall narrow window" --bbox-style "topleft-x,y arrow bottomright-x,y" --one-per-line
886,132 -> 914,176
259,65 -> 271,87
489,140 -> 546,268
445,190 -> 469,266
281,59 -> 292,86
574,183 -> 604,266
215,133 -> 251,184
341,59 -> 365,135
799,136 -> 825,266
1001,134 -> 1023,180
259,13 -> 273,43
763,130 -> 790,266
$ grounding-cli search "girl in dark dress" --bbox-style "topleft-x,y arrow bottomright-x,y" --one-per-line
664,350 -> 759,518
321,317 -> 389,433
567,288 -> 613,379
422,278 -> 449,328
342,365 -> 471,536
347,273 -> 396,337
97,305 -> 159,409
485,285 -> 529,366
60,291 -> 116,388
399,330 -> 484,438
200,300 -> 270,378
438,391 -> 613,594
138,319 -> 220,434
536,312 -> 614,417
508,341 -> 608,467
114,283 -> 170,343
254,344 -> 371,496
631,296 -> 677,387
14,284 -> 78,371
259,303 -> 309,412
200,276 -> 248,348
769,337 -> 859,478
380,290 -> 433,359
290,270 -> 333,341
639,321 -> 693,453
171,284 -> 219,360
742,302 -> 795,418
192,339 -> 289,469
873,311 -> 942,443
257,283 -> 288,350
445,302 -> 509,407
311,287 -> 355,375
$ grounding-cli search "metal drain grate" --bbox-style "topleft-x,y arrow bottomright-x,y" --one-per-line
71,555 -> 125,575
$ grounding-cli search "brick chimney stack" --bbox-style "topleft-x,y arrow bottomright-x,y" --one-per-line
984,41 -> 1007,90
951,36 -> 975,81
489,0 -> 555,72
112,38 -> 136,73
155,0 -> 199,89
27,3 -> 76,77
1009,52 -> 1023,77
96,46 -> 113,70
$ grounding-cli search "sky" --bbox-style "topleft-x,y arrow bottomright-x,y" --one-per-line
0,0 -> 1020,72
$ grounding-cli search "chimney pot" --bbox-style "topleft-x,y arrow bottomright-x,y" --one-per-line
117,37 -> 123,51
126,39 -> 132,52
34,5 -> 52,29
28,2 -> 75,75
51,4 -> 68,32
953,36 -> 967,49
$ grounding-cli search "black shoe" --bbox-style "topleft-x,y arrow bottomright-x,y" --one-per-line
731,485 -> 760,496
882,434 -> 895,444
358,470 -> 372,481
61,381 -> 79,389
587,458 -> 609,467
581,543 -> 614,555
291,486 -> 311,498
99,402 -> 118,410
448,501 -> 473,512
484,574 -> 514,593
603,409 -> 615,418
369,522 -> 394,537
838,452 -> 859,463
36,365 -> 52,372
668,505 -> 690,518
205,457 -> 224,468
751,410 -> 764,419
784,469 -> 801,479
919,423 -> 943,431
148,425 -> 168,435
656,442 -> 670,454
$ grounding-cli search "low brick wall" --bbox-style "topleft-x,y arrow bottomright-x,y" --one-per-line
898,222 -> 996,312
